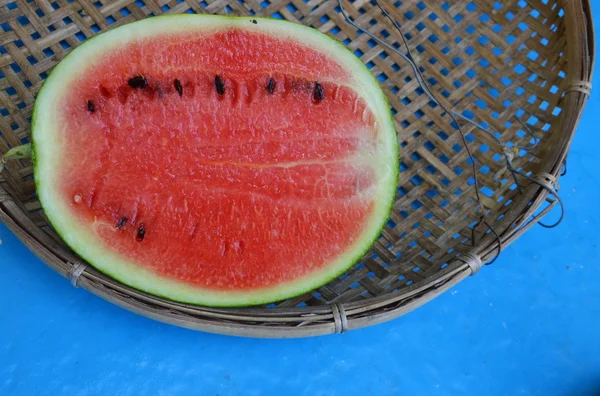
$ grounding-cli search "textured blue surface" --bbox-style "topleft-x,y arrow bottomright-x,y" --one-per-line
2,16 -> 600,396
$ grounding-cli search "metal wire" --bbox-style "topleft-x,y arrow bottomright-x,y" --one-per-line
336,0 -> 565,263
515,117 -> 541,150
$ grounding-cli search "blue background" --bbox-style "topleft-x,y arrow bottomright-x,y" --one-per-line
2,10 -> 599,396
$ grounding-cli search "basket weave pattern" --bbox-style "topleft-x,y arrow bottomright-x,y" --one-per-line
0,0 -> 594,337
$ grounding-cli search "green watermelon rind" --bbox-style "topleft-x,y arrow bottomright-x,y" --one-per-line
32,15 -> 399,307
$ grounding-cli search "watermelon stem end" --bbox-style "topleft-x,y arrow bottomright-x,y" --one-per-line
0,143 -> 32,173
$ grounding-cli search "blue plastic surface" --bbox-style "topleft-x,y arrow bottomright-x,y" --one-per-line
2,12 -> 600,396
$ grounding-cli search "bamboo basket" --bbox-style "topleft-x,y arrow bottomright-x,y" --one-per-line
0,0 -> 594,338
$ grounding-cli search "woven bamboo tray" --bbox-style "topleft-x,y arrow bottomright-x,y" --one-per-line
0,0 -> 594,338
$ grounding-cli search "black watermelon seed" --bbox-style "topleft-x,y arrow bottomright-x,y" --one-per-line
252,19 -> 258,24
313,82 -> 325,102
128,75 -> 148,89
215,75 -> 225,95
174,79 -> 183,97
87,100 -> 96,112
267,78 -> 276,94
116,217 -> 127,229
136,225 -> 146,241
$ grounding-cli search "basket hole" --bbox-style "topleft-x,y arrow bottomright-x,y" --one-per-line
528,50 -> 539,61
481,186 -> 494,197
426,189 -> 438,198
59,40 -> 71,50
411,175 -> 424,186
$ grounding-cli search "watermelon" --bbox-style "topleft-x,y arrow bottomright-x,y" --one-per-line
32,15 -> 398,307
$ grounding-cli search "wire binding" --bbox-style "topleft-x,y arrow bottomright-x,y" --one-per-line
69,260 -> 88,288
565,80 -> 592,96
331,302 -> 348,334
457,252 -> 484,275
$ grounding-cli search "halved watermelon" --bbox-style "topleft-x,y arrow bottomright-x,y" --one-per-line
32,15 -> 398,307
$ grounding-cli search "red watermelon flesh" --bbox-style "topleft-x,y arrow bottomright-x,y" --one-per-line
32,16 -> 399,306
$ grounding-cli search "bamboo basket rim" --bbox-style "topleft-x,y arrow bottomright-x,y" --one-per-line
0,0 -> 595,337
